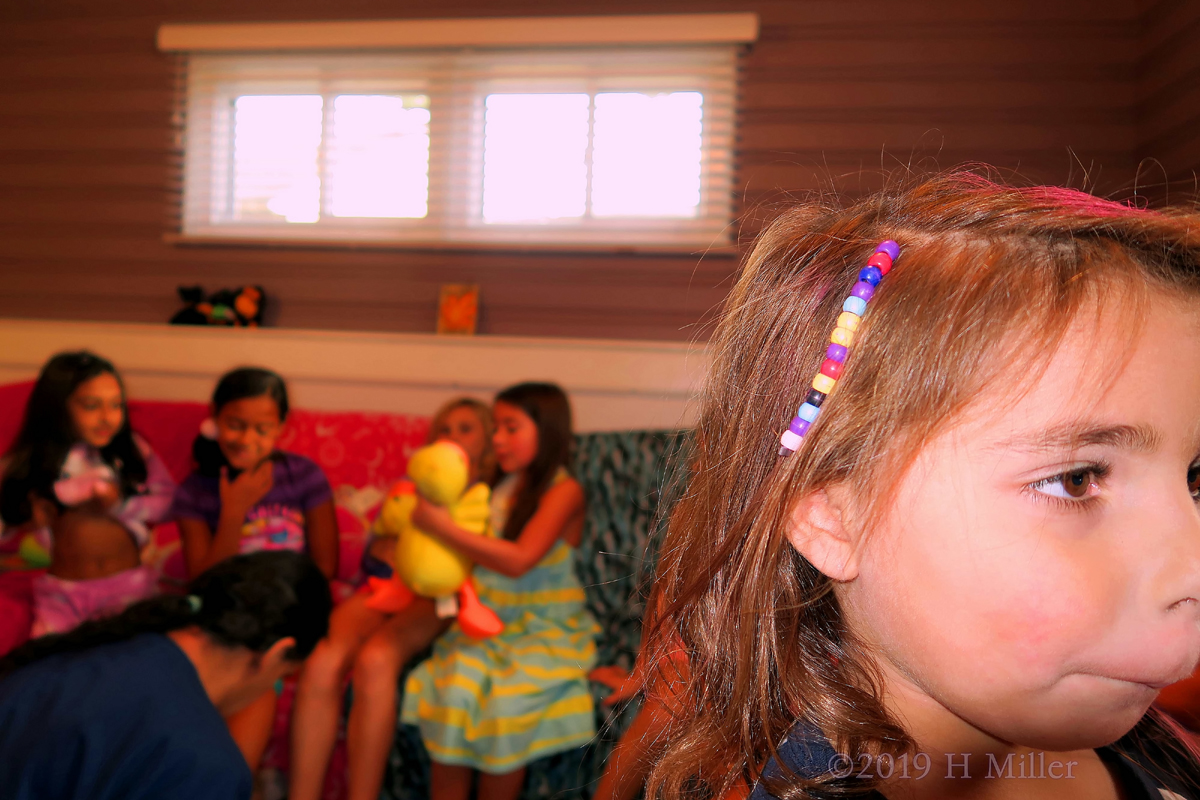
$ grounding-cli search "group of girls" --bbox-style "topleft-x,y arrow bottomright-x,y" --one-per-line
5,170 -> 1200,800
0,353 -> 598,800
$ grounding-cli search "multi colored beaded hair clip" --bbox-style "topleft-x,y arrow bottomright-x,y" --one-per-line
778,240 -> 901,456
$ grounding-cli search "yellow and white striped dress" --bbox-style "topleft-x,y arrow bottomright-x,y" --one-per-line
400,468 -> 600,773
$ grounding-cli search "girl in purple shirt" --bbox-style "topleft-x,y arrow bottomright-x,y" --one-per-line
170,367 -> 338,774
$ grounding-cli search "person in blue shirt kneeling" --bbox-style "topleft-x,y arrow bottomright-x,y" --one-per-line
0,547 -> 332,800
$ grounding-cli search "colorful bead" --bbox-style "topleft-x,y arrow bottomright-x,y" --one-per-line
819,358 -> 843,379
858,266 -> 882,286
779,239 -> 899,455
876,240 -> 900,261
850,282 -> 875,301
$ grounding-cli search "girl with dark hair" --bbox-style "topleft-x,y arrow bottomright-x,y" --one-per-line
290,396 -> 497,800
169,366 -> 338,771
0,550 -> 332,800
402,382 -> 600,800
644,173 -> 1200,800
0,351 -> 175,637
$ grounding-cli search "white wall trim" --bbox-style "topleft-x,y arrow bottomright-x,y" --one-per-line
0,319 -> 707,433
157,14 -> 760,52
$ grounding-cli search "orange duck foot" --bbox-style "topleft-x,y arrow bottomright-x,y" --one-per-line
456,581 -> 503,639
365,576 -> 416,614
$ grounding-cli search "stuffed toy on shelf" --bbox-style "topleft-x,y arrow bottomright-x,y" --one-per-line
170,285 -> 266,327
366,441 -> 503,639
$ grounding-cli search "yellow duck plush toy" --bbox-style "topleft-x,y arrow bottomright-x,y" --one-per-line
365,441 -> 503,639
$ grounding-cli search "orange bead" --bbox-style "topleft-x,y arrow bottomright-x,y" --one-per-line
837,311 -> 861,332
812,373 -> 836,394
830,326 -> 855,347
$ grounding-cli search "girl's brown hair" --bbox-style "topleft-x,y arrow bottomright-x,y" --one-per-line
494,382 -> 573,541
645,172 -> 1200,799
428,397 -> 497,486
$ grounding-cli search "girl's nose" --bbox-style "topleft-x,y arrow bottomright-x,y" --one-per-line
1154,490 -> 1200,613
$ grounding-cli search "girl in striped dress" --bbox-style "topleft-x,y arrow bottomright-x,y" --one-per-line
404,382 -> 599,800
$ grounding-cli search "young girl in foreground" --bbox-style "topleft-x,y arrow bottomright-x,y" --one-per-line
0,351 -> 175,637
171,367 -> 338,770
403,382 -> 599,800
290,397 -> 496,800
647,173 -> 1200,800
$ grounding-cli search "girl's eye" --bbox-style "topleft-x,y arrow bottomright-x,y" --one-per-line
1188,463 -> 1200,500
1031,468 -> 1101,501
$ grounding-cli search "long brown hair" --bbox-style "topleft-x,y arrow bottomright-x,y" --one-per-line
645,172 -> 1200,799
494,382 -> 574,541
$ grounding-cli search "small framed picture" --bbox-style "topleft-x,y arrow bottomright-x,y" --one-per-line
437,284 -> 480,335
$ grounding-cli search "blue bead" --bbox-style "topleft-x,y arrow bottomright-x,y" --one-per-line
797,402 -> 820,423
858,266 -> 883,286
876,240 -> 900,261
843,295 -> 867,315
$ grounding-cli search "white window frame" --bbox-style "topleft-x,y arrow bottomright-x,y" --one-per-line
159,14 -> 757,251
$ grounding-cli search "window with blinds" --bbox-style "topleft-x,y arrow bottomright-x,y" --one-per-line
179,46 -> 739,248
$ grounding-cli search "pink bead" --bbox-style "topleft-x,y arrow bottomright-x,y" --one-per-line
780,429 -> 802,452
867,251 -> 893,275
820,358 -> 843,379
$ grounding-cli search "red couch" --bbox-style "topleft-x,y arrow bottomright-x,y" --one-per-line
0,380 -> 432,797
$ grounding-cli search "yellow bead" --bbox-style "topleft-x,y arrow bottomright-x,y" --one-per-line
830,326 -> 855,347
812,373 -> 836,394
837,311 -> 861,332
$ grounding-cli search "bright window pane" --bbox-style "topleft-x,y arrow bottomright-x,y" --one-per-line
232,95 -> 323,224
329,95 -> 431,219
591,92 -> 703,218
482,93 -> 589,223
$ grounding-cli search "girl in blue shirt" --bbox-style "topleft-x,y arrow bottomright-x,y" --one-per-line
0,549 -> 332,800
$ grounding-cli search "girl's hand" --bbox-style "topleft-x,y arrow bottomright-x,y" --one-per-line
589,665 -> 641,706
92,480 -> 121,509
219,461 -> 274,514
412,496 -> 455,537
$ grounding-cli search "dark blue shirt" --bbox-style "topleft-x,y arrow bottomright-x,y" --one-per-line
0,633 -> 251,800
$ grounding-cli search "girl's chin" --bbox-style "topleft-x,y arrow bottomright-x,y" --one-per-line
223,453 -> 260,471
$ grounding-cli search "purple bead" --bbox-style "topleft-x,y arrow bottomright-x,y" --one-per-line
850,281 -> 875,301
788,417 -> 811,437
858,266 -> 883,286
875,240 -> 900,261
826,343 -> 848,362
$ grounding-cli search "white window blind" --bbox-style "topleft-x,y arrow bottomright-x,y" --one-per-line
178,46 -> 739,248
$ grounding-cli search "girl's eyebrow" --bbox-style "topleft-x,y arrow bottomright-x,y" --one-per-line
990,423 -> 1162,454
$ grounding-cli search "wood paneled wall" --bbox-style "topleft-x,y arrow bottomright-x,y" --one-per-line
0,0 -> 1171,341
1137,0 -> 1200,198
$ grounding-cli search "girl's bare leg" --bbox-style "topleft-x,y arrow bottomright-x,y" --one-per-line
346,598 -> 449,800
477,767 -> 527,800
289,592 -> 389,800
227,689 -> 279,771
430,762 -> 474,800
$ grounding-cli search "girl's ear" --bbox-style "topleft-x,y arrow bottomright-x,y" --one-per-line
785,487 -> 861,582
